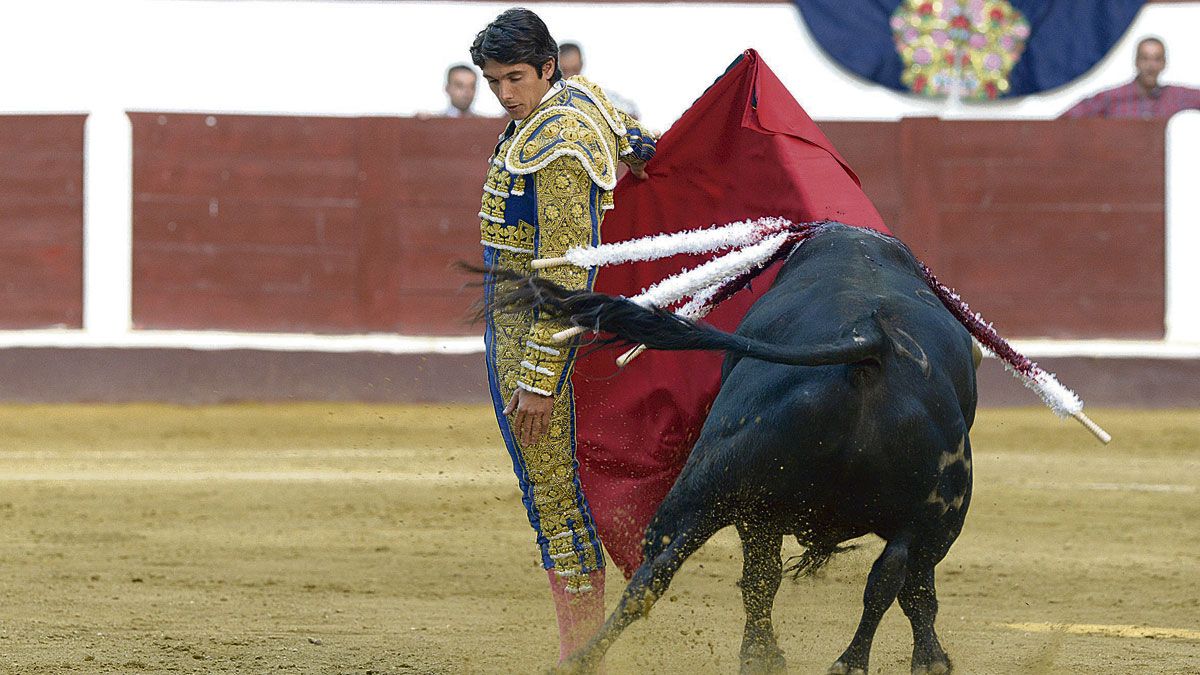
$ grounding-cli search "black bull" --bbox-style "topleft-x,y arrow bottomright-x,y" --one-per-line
495,223 -> 977,674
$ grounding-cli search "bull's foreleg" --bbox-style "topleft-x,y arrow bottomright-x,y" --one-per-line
736,523 -> 785,674
898,561 -> 952,674
551,514 -> 719,674
828,534 -> 912,675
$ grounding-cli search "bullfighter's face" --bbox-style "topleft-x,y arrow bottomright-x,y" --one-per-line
481,59 -> 556,122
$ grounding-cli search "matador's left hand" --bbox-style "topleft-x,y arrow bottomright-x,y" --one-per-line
504,388 -> 554,445
625,158 -> 649,180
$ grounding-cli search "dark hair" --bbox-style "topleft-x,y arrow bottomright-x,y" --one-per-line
446,63 -> 476,83
558,42 -> 582,58
469,8 -> 561,83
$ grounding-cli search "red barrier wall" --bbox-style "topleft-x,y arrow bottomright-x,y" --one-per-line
130,113 -> 494,335
130,114 -> 1166,339
822,119 -> 1166,339
0,115 -> 86,329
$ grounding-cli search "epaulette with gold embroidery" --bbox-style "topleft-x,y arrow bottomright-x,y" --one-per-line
503,81 -> 623,191
564,76 -> 626,137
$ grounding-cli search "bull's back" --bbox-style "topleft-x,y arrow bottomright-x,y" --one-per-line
733,224 -> 976,421
696,225 -> 976,530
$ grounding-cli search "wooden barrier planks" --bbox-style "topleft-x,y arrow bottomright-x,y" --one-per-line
131,113 -> 368,333
824,119 -> 1166,339
130,113 -> 498,335
0,115 -> 86,329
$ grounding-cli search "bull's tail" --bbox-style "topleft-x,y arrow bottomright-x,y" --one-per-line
492,272 -> 884,368
783,541 -> 859,580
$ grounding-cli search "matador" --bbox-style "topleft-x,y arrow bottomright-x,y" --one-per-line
471,7 -> 656,662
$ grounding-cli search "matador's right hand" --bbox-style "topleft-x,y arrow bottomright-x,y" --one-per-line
504,388 -> 554,446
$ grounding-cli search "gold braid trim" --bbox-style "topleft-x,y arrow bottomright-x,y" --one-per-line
565,76 -> 627,136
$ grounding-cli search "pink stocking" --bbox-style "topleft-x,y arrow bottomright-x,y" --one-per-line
547,568 -> 606,663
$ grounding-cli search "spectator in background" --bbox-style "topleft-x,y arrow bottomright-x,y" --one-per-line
558,41 -> 585,79
1061,37 -> 1200,119
558,41 -> 641,119
442,63 -> 479,117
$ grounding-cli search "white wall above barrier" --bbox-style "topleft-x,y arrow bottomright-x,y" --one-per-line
2,2 -> 1198,129
1166,111 -> 1200,343
83,110 -> 133,336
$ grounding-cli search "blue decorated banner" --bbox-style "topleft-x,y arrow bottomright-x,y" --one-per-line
793,0 -> 1146,100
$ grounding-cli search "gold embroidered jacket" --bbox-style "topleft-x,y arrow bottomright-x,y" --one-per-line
480,77 -> 657,396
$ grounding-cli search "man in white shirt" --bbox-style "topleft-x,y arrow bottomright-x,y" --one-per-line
442,63 -> 479,118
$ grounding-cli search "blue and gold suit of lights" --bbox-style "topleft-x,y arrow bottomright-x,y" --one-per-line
480,76 -> 656,593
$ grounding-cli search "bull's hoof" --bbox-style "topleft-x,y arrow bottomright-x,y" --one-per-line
912,642 -> 952,674
827,660 -> 866,675
739,644 -> 786,674
911,657 -> 952,675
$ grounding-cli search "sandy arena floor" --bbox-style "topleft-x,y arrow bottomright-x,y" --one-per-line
0,404 -> 1196,674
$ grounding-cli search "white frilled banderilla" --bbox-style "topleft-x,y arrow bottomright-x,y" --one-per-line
532,217 -> 1111,444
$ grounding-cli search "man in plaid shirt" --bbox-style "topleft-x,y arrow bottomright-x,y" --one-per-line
1062,37 -> 1200,120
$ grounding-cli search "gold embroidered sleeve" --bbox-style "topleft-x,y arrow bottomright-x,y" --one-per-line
517,156 -> 598,397
617,110 -> 657,164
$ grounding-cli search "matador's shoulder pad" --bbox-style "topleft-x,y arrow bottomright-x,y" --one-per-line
503,78 -> 626,191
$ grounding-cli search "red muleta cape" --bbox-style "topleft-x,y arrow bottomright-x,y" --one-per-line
574,50 -> 888,577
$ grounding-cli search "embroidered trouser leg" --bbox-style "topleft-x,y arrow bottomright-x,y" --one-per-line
483,247 -> 605,592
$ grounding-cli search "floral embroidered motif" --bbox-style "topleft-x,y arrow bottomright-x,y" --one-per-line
481,219 -> 536,253
891,0 -> 1030,100
479,163 -> 512,232
520,381 -> 602,586
479,192 -> 505,220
